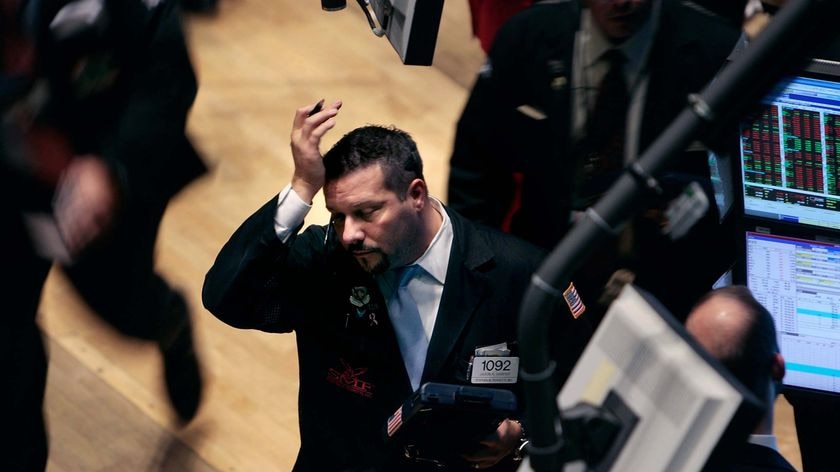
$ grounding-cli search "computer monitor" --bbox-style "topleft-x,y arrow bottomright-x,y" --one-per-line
542,285 -> 762,472
738,58 -> 840,231
744,229 -> 840,396
321,0 -> 443,66
369,0 -> 444,66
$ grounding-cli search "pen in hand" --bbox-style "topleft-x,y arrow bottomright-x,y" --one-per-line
308,99 -> 325,117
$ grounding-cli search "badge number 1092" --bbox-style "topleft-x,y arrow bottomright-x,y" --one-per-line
470,356 -> 519,384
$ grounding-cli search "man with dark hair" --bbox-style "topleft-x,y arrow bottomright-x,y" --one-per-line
685,286 -> 796,471
202,100 -> 589,471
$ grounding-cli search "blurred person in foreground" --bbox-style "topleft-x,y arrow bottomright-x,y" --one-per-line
202,100 -> 590,471
1,0 -> 206,470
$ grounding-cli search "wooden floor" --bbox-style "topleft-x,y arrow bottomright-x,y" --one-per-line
37,1 -> 803,471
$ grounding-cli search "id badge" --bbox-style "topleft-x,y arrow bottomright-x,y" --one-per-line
470,356 -> 519,384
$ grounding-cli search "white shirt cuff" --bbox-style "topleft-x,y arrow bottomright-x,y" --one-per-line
274,184 -> 312,243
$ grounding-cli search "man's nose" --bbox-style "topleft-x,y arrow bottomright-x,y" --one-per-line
340,217 -> 364,246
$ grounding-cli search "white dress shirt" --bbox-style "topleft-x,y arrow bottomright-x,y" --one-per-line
273,184 -> 312,243
748,433 -> 780,452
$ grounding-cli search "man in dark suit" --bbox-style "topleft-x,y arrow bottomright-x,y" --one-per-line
202,100 -> 589,471
686,286 -> 796,472
447,0 -> 743,324
2,0 -> 205,469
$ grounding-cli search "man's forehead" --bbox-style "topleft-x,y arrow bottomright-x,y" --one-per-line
326,165 -> 384,192
324,165 -> 393,210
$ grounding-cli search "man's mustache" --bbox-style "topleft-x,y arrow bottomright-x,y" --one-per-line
348,242 -> 380,253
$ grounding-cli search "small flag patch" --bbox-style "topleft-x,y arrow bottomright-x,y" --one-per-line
386,406 -> 403,437
563,282 -> 586,319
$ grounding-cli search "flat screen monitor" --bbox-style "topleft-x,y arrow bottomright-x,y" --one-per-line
738,59 -> 840,231
369,0 -> 443,66
523,285 -> 761,472
745,230 -> 840,396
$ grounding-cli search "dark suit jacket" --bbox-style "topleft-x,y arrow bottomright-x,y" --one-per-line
727,442 -> 797,472
447,0 -> 741,320
203,197 -> 589,471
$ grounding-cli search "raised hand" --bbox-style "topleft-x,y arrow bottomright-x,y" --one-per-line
290,99 -> 342,203
53,154 -> 120,257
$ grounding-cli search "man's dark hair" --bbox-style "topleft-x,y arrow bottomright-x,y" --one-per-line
323,125 -> 425,198
692,285 -> 780,398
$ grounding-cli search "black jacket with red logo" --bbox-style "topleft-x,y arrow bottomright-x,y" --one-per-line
203,196 -> 590,471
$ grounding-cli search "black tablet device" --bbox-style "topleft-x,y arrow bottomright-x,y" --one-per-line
384,382 -> 518,466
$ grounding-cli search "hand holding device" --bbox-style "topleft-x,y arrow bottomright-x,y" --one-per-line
307,99 -> 325,117
384,382 -> 518,468
290,99 -> 341,203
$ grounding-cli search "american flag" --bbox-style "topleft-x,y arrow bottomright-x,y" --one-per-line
386,406 -> 403,437
563,282 -> 586,319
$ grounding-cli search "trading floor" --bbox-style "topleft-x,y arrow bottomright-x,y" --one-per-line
37,0 -> 802,470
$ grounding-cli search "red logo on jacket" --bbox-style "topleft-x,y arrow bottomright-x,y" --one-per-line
327,358 -> 375,398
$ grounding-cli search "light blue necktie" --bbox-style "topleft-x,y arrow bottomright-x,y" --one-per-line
390,265 -> 428,391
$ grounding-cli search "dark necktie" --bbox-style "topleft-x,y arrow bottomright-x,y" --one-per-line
576,49 -> 629,207
572,49 -> 633,305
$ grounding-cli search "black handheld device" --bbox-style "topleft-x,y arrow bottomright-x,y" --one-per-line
308,99 -> 325,117
384,382 -> 518,467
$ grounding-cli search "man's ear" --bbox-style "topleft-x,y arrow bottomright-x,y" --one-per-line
771,352 -> 785,383
407,179 -> 427,209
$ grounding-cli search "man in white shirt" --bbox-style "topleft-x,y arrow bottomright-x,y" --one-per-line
203,101 -> 590,471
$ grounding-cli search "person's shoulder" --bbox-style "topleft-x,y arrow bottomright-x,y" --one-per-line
650,1 -> 741,78
105,0 -> 185,43
454,212 -> 547,267
505,0 -> 577,26
475,222 -> 543,250
729,442 -> 798,472
659,0 -> 742,44
491,0 -> 579,54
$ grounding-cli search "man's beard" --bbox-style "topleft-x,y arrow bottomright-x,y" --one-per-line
348,243 -> 391,274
